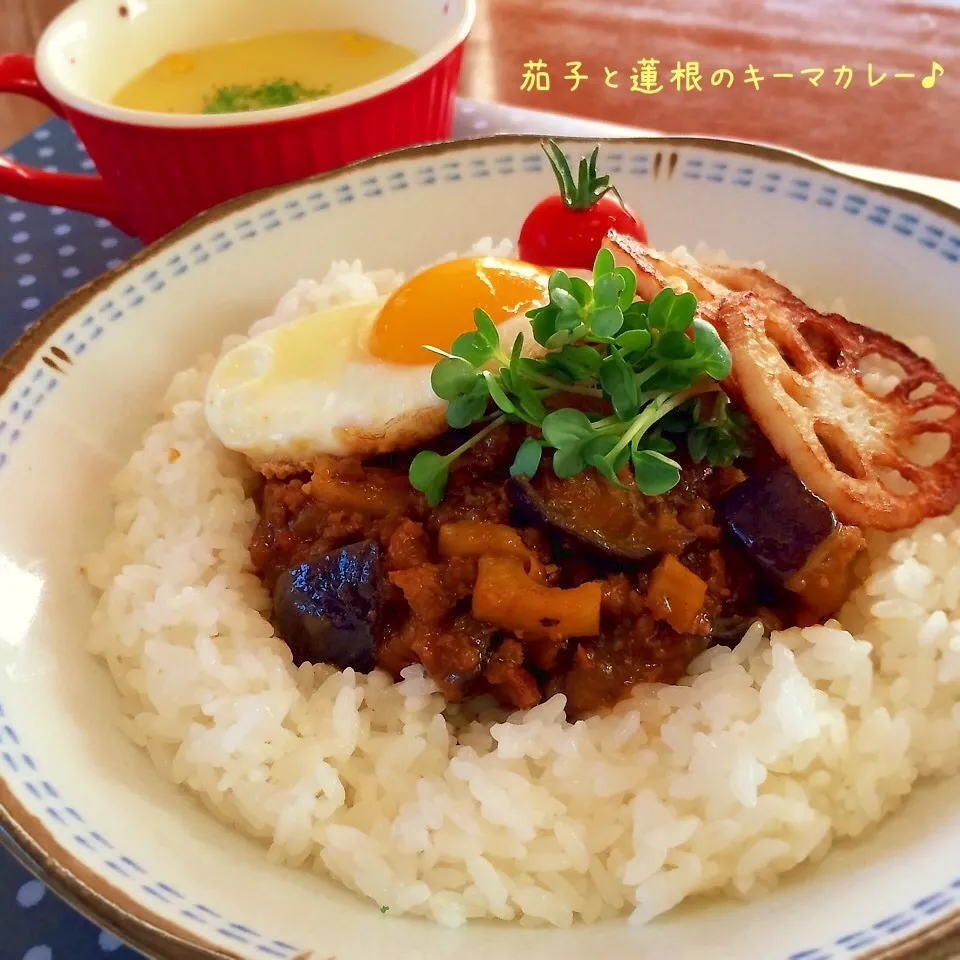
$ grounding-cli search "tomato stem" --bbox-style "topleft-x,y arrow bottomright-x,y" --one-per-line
541,139 -> 629,213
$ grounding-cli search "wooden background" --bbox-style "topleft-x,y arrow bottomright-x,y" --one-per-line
1,0 -> 958,179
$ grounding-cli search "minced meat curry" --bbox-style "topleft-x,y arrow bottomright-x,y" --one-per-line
249,422 -> 864,718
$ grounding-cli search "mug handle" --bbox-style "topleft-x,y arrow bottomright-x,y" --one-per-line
0,54 -> 133,234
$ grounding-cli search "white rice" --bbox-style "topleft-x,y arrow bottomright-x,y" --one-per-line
83,242 -> 960,928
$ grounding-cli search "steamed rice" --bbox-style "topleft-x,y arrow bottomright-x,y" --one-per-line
83,241 -> 960,928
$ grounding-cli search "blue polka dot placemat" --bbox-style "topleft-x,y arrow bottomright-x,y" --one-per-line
0,842 -> 131,959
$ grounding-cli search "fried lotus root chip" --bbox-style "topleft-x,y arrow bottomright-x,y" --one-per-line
718,292 -> 960,530
602,231 -> 731,305
702,263 -> 804,306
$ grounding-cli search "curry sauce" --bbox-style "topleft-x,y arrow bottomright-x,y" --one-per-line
248,424 -> 846,717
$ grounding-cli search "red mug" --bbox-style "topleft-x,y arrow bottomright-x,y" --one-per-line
0,0 -> 474,243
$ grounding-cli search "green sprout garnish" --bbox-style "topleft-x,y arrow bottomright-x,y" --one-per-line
409,249 -> 744,506
203,80 -> 331,114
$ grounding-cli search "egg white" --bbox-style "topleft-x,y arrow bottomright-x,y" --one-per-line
204,298 -> 540,464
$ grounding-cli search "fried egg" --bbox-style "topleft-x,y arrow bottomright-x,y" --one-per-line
204,256 -> 551,464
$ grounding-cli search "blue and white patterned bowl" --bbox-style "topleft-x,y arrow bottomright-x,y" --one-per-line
0,135 -> 958,960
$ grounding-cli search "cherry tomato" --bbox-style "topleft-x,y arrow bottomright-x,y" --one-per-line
518,141 -> 648,271
519,193 -> 647,271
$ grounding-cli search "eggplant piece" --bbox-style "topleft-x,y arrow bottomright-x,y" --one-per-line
720,465 -> 836,581
508,476 -> 659,561
273,540 -> 383,671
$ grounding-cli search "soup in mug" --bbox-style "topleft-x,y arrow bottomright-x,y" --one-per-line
111,29 -> 418,114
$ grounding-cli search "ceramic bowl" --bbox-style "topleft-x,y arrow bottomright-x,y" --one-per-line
0,135 -> 959,960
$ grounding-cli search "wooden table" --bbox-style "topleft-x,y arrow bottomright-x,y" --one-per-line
2,0 -> 959,181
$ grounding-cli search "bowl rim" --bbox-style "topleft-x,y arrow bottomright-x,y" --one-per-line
34,0 -> 476,130
1,132 -> 958,960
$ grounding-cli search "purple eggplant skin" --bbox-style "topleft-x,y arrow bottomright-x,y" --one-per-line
721,465 -> 836,581
507,476 -> 656,561
272,540 -> 383,672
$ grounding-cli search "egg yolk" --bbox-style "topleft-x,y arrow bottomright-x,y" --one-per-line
367,257 -> 551,365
